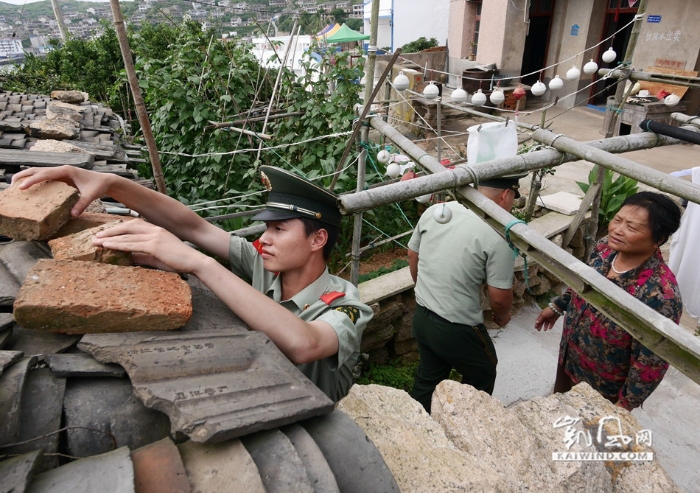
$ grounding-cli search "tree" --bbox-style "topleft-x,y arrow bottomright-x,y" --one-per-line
346,18 -> 363,31
330,8 -> 347,24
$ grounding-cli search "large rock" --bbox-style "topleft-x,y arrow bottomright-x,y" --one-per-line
14,260 -> 192,334
432,380 -> 681,493
337,384 -> 509,492
30,139 -> 90,154
26,119 -> 80,140
46,101 -> 86,123
50,90 -> 87,104
339,383 -> 680,493
0,180 -> 79,241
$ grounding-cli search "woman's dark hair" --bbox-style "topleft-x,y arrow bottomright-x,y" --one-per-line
300,217 -> 339,262
621,191 -> 682,246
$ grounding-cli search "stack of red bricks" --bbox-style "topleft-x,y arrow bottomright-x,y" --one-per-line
0,179 -> 192,334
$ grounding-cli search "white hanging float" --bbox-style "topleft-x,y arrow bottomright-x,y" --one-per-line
433,203 -> 453,224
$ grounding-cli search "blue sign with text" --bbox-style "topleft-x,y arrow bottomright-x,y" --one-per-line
571,24 -> 579,36
647,15 -> 662,23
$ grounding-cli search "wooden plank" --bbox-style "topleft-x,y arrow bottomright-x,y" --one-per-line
638,66 -> 698,98
528,211 -> 579,239
562,183 -> 599,247
0,149 -> 94,169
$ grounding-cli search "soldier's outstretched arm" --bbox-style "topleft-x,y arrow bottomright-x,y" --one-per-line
13,166 -> 230,260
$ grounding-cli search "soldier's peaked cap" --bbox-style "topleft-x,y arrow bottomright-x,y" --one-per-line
252,166 -> 342,227
479,171 -> 528,199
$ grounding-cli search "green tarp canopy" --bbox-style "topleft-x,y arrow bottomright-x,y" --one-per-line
326,24 -> 370,43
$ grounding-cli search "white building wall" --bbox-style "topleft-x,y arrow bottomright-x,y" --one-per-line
364,0 -> 449,51
0,39 -> 23,57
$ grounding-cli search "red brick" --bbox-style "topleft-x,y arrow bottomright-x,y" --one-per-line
48,220 -> 134,266
0,179 -> 79,240
14,259 -> 192,334
50,212 -> 136,239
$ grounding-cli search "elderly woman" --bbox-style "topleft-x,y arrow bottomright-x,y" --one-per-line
535,191 -> 682,410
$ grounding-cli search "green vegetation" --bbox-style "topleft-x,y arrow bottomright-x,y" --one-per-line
2,19 -> 420,273
401,37 -> 439,54
357,360 -> 462,391
357,359 -> 418,392
358,259 -> 409,283
577,166 -> 638,228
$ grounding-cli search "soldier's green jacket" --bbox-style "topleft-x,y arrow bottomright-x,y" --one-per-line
229,236 -> 373,401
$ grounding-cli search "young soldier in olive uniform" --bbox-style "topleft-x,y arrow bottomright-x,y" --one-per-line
231,166 -> 373,400
13,165 -> 372,402
407,174 -> 525,413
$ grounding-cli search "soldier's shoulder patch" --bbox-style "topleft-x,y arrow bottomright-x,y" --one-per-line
333,305 -> 360,324
320,291 -> 345,305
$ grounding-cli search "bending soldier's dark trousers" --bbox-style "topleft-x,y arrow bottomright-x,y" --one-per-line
410,304 -> 497,413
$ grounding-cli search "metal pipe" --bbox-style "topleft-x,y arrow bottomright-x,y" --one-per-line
640,119 -> 700,146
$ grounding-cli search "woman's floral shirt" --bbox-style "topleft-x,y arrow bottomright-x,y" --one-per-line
553,237 -> 682,410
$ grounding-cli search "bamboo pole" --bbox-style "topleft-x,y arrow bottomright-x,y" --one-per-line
255,21 -> 298,162
532,128 -> 700,206
328,48 -> 402,192
599,69 -> 700,89
50,0 -> 69,41
205,111 -> 304,130
109,0 -> 167,195
349,0 -> 381,286
436,98 -> 442,163
337,115 -> 700,385
590,0 -> 648,249
338,116 -> 684,213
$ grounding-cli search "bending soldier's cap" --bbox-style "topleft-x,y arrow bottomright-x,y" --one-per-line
479,171 -> 528,199
252,165 -> 342,227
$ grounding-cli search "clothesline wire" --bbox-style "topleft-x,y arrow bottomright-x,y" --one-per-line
399,15 -> 637,84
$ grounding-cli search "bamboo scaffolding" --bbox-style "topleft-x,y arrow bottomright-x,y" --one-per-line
599,69 -> 700,89
531,128 -> 700,206
109,0 -> 167,194
337,115 -> 700,385
338,116 -> 683,213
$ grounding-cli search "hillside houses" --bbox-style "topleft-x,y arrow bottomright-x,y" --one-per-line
0,0 -> 366,54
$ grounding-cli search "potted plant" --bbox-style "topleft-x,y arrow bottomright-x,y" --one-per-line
468,42 -> 477,61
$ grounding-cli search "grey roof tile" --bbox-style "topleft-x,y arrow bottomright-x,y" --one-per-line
0,356 -> 37,447
0,349 -> 24,376
5,324 -> 81,356
25,446 -> 135,493
4,367 -> 66,473
301,410 -> 400,493
177,439 -> 265,493
0,450 -> 43,493
44,353 -> 126,378
78,284 -> 334,444
282,424 -> 340,493
61,376 -> 171,458
0,328 -> 12,350
241,429 -> 315,493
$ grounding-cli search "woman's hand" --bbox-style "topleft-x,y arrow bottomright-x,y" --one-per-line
535,306 -> 560,331
94,220 -> 205,274
13,165 -> 112,217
